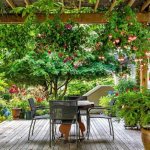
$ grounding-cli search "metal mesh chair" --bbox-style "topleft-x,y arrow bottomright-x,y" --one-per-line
67,96 -> 87,101
28,98 -> 49,140
87,106 -> 114,140
49,100 -> 79,147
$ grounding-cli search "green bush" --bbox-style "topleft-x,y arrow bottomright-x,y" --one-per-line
66,77 -> 114,96
116,79 -> 139,94
114,90 -> 150,127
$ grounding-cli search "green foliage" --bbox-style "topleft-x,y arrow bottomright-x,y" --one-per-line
99,96 -> 113,107
66,77 -> 114,96
116,79 -> 139,93
0,78 -> 8,92
114,90 -> 150,127
96,6 -> 150,74
13,0 -> 62,16
66,80 -> 94,96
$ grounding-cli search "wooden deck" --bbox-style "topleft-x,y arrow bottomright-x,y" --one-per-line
0,118 -> 143,150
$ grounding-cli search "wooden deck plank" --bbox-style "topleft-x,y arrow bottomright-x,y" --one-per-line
0,120 -> 26,148
0,117 -> 144,150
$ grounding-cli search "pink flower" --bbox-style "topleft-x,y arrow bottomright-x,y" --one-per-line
128,35 -> 137,42
65,24 -> 72,30
132,46 -> 138,51
108,34 -> 112,39
58,52 -> 63,58
74,64 -> 78,69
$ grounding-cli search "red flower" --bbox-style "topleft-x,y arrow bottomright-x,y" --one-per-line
65,24 -> 72,30
9,88 -> 17,94
73,53 -> 78,57
63,44 -> 67,49
9,85 -> 19,94
48,50 -> 51,54
35,97 -> 44,103
115,92 -> 119,96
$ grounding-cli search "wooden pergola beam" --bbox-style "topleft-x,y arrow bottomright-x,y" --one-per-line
0,13 -> 149,24
94,0 -> 100,12
61,0 -> 64,13
79,0 -> 82,10
128,0 -> 135,7
109,0 -> 117,11
141,0 -> 150,12
5,0 -> 15,9
24,0 -> 30,6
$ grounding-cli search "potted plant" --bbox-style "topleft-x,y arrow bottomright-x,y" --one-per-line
114,90 -> 150,150
10,97 -> 22,120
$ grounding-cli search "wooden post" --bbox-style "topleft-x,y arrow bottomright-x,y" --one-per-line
141,63 -> 148,90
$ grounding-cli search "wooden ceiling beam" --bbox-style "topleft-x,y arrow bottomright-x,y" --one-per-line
24,0 -> 30,6
5,0 -> 15,9
79,0 -> 82,10
0,13 -> 149,24
94,0 -> 100,12
61,0 -> 64,13
128,0 -> 135,7
141,0 -> 150,12
109,0 -> 117,11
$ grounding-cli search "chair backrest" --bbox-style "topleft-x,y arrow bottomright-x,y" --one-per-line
49,100 -> 78,121
28,98 -> 37,118
67,96 -> 87,101
28,98 -> 36,111
76,96 -> 87,101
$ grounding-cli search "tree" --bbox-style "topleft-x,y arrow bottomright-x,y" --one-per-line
0,18 -> 111,99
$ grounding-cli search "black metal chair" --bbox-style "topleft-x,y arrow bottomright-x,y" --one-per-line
87,106 -> 114,140
28,98 -> 49,140
49,100 -> 79,147
67,96 -> 87,101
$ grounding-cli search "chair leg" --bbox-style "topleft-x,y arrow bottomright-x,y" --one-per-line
76,122 -> 78,147
87,118 -> 90,139
110,119 -> 114,140
108,119 -> 112,135
28,119 -> 34,140
49,119 -> 52,147
32,119 -> 36,135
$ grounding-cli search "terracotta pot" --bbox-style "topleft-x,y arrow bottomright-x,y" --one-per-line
141,128 -> 150,150
12,108 -> 21,120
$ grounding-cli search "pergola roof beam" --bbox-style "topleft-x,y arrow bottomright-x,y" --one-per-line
141,0 -> 150,12
24,0 -> 30,6
128,0 -> 135,7
109,0 -> 117,11
61,0 -> 64,13
94,0 -> 100,12
5,0 -> 15,9
79,0 -> 82,10
0,12 -> 149,24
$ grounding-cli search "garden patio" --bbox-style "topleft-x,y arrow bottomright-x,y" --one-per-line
0,0 -> 150,150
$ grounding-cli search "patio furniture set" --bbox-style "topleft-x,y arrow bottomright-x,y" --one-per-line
27,97 -> 114,147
